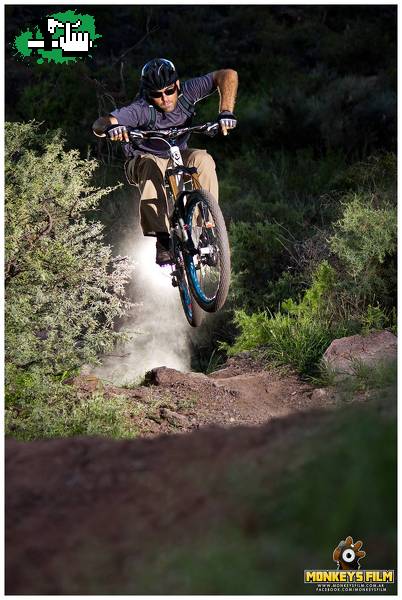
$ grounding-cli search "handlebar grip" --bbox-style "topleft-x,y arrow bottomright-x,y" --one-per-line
127,122 -> 220,140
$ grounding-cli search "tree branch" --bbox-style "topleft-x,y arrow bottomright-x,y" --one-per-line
25,206 -> 53,246
5,206 -> 53,285
111,25 -> 159,67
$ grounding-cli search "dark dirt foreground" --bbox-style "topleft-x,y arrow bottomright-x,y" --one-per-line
6,355 -> 390,595
6,410 -> 332,595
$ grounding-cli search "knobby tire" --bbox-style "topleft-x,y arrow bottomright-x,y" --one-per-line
184,189 -> 231,313
178,266 -> 204,327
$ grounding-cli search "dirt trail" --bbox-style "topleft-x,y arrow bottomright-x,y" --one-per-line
98,354 -> 336,436
6,355 -> 342,594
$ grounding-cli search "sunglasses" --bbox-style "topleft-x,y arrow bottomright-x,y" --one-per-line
148,83 -> 177,99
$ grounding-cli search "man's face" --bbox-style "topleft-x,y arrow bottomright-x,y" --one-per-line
149,79 -> 180,113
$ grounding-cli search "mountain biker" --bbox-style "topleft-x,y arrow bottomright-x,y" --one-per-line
92,58 -> 238,265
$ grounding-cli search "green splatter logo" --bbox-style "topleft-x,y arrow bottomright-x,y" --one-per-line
13,10 -> 101,64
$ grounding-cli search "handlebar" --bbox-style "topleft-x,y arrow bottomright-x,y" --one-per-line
127,122 -> 220,142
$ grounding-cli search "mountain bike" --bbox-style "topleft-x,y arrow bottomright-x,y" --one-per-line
128,122 -> 231,327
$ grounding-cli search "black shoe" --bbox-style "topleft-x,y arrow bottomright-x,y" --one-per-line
155,238 -> 172,266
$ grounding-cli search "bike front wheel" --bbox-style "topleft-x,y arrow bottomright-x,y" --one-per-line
184,189 -> 231,313
178,264 -> 204,327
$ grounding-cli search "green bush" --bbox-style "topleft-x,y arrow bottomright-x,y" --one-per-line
229,221 -> 288,312
225,150 -> 396,376
330,194 -> 397,279
220,147 -> 346,228
5,121 -> 133,433
361,304 -> 393,335
222,148 -> 351,313
226,262 -> 350,376
341,153 -> 397,199
327,155 -> 397,316
5,379 -> 136,441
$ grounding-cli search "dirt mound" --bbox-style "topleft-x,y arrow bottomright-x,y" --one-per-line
96,355 -> 336,437
6,406 -> 333,595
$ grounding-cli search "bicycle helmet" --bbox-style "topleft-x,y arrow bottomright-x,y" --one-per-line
140,58 -> 178,95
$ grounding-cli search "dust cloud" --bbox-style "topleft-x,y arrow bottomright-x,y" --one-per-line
90,234 -> 193,385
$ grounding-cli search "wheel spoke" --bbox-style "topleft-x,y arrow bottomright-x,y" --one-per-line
189,201 -> 221,301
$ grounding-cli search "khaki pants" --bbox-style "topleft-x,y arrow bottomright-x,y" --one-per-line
125,148 -> 219,236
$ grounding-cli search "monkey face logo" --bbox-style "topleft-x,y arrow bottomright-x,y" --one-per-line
333,536 -> 366,570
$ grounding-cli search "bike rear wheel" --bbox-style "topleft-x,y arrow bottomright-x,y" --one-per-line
184,189 -> 231,313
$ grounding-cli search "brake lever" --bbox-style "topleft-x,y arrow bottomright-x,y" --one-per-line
204,123 -> 220,137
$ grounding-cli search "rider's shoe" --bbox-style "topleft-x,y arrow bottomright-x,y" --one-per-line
155,234 -> 172,266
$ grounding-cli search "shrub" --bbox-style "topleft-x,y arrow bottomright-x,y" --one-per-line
229,221 -> 288,312
330,193 -> 397,279
220,147 -> 346,228
226,262 -> 350,376
5,121 -> 133,426
5,379 -> 136,441
328,156 -> 397,315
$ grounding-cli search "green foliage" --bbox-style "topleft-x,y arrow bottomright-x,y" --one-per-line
226,262 -> 350,376
355,358 -> 397,391
227,151 -> 396,375
326,154 -> 397,315
229,311 -> 335,377
223,311 -> 269,353
361,304 -> 390,335
341,153 -> 397,199
229,221 -> 288,312
308,75 -> 396,153
15,63 -> 99,153
220,148 -> 346,227
5,378 -> 136,441
222,148 -> 349,313
281,260 -> 336,317
330,194 -> 397,278
336,359 -> 397,401
316,351 -> 397,389
5,121 -> 133,427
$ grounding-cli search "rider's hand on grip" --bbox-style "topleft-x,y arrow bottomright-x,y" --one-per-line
106,124 -> 129,143
218,111 -> 237,136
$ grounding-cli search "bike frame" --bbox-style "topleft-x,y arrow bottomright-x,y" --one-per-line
165,143 -> 201,201
164,143 -> 202,246
128,122 -> 218,246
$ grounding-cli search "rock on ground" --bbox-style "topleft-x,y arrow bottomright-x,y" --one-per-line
323,330 -> 397,376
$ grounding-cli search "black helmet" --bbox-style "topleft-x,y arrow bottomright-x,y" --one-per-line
140,58 -> 178,94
